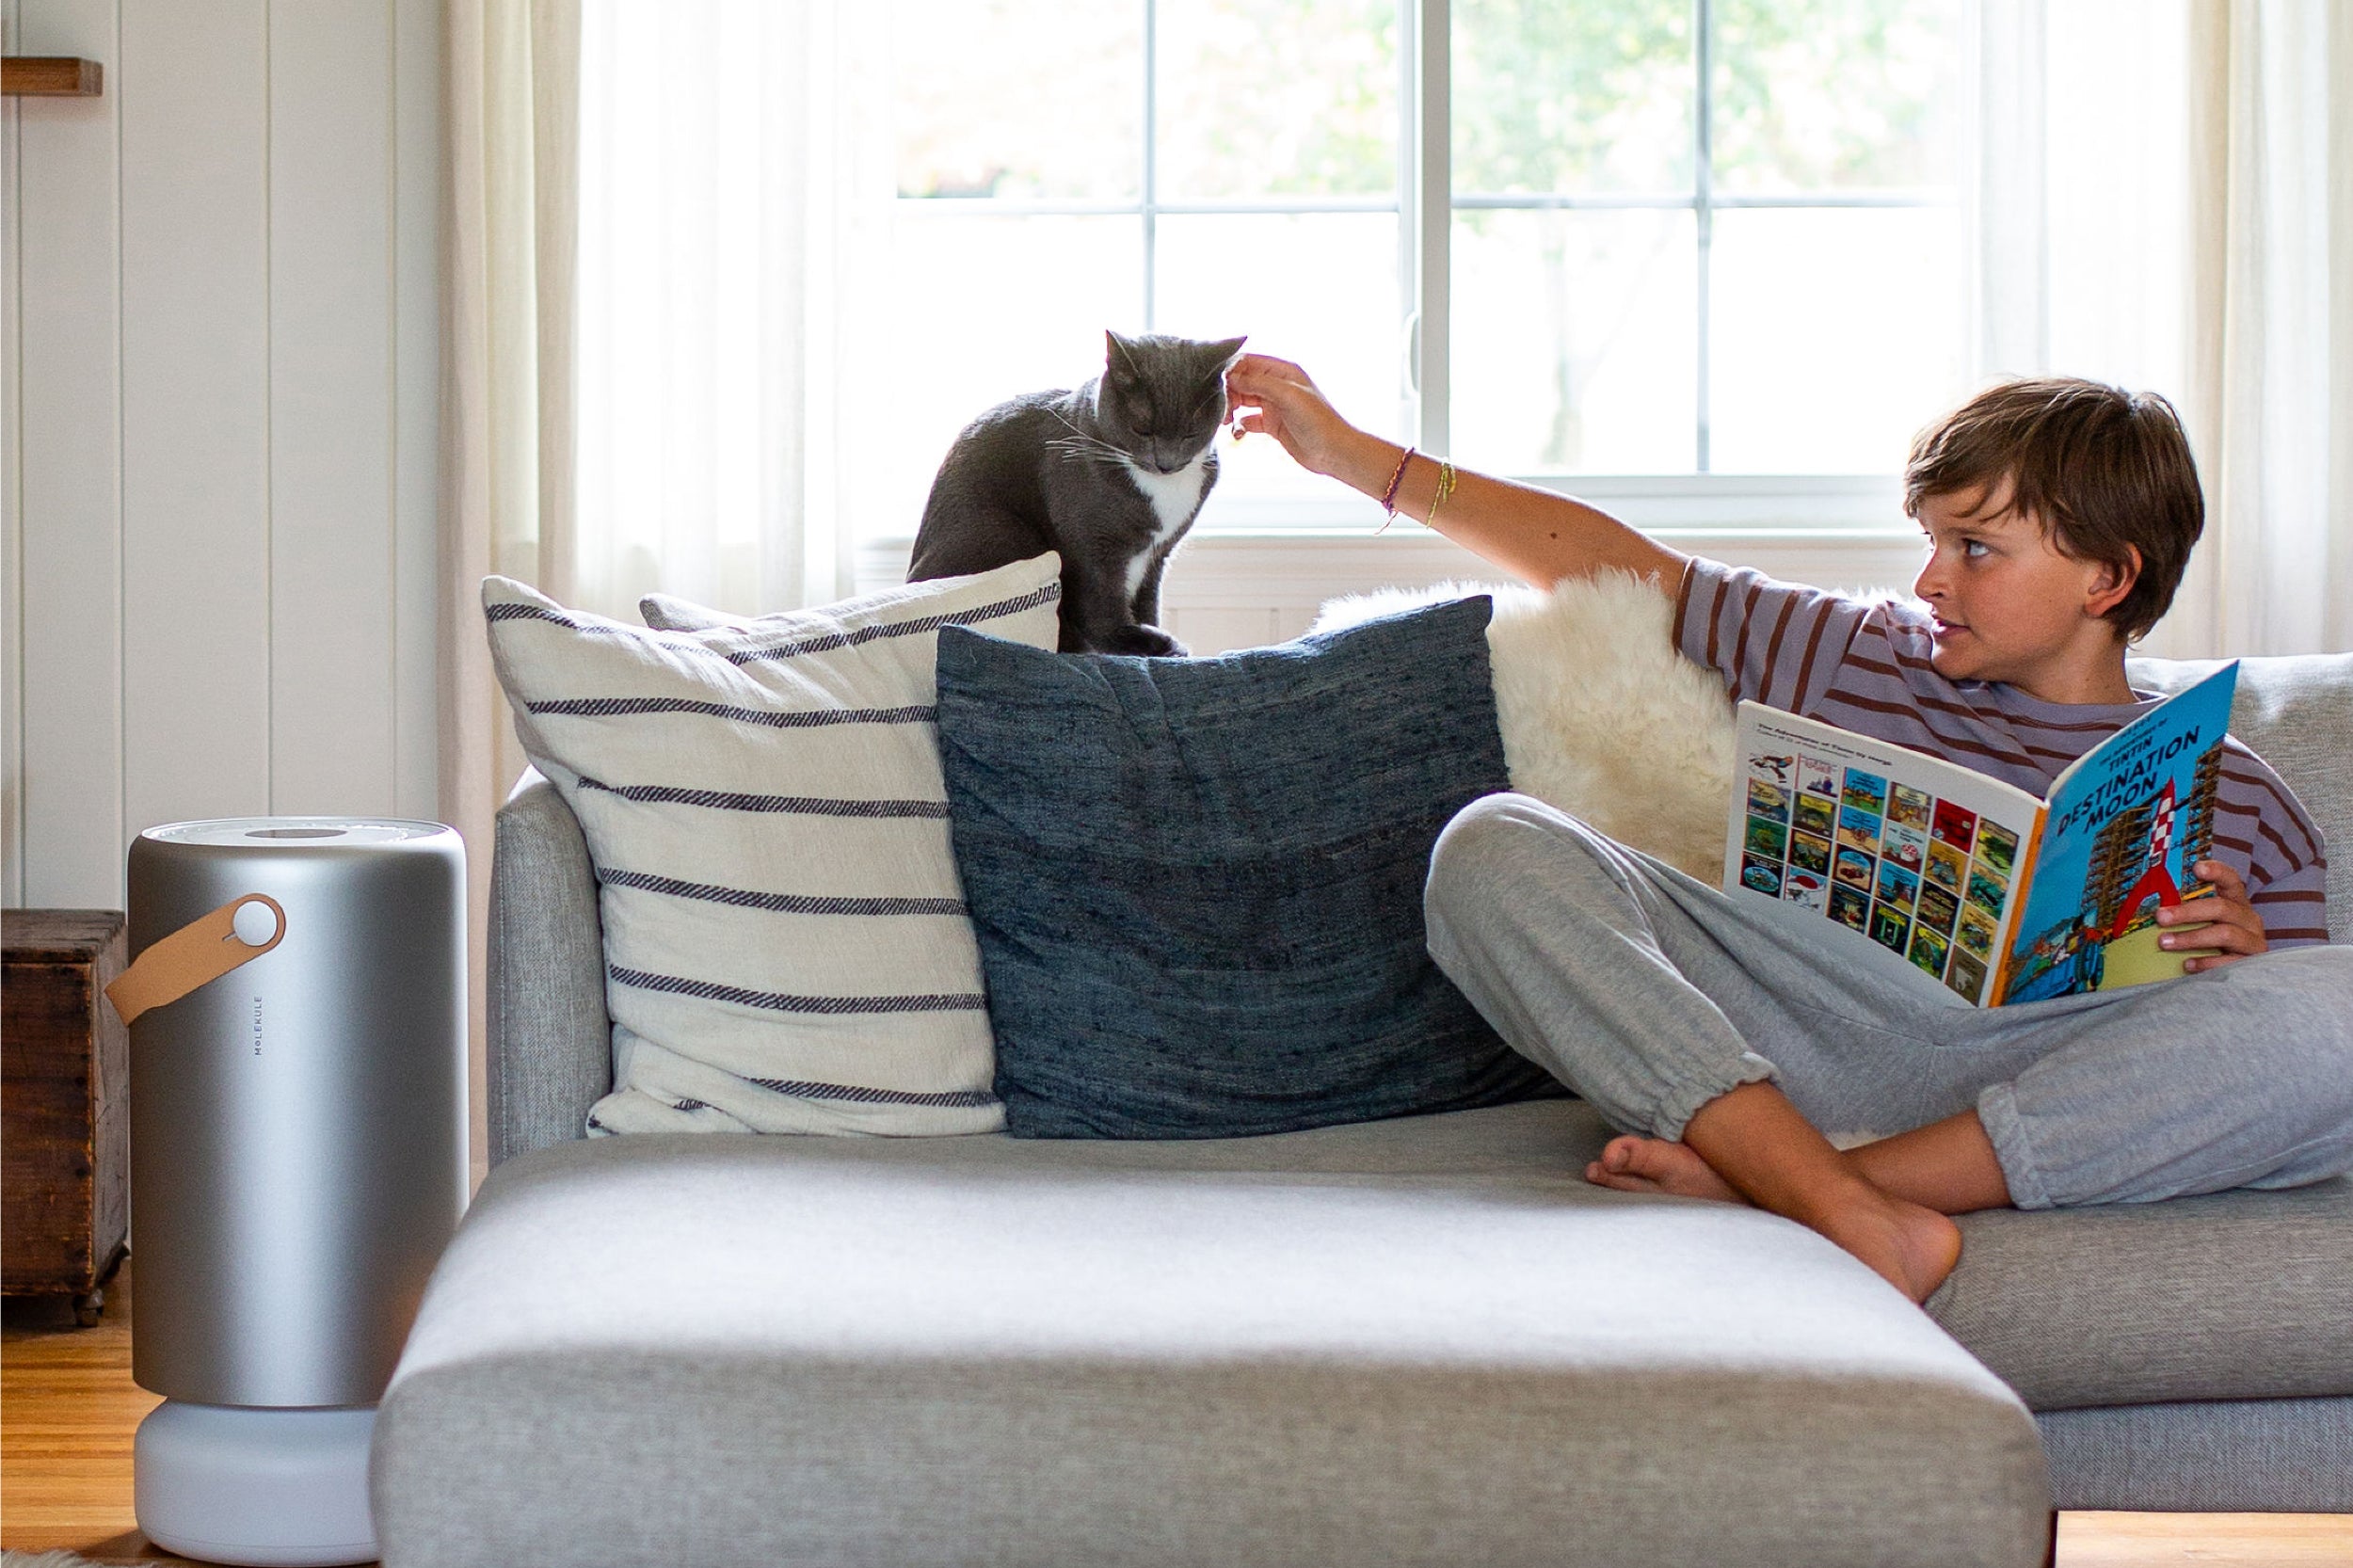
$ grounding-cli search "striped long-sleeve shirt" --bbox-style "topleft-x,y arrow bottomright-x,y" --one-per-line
1674,557 -> 2329,946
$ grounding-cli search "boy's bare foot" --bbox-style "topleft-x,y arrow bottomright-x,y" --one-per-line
1799,1186 -> 1964,1304
1584,1134 -> 1746,1204
1586,1134 -> 1965,1303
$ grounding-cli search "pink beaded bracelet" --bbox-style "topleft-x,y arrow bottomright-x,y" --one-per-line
1377,446 -> 1417,532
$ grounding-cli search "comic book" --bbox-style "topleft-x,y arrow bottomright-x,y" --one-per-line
1721,663 -> 2240,1005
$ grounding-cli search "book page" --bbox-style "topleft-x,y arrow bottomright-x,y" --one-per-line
1996,663 -> 2241,1004
1725,704 -> 2044,1006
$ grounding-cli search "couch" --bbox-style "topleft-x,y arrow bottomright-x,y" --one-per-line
369,648 -> 2353,1568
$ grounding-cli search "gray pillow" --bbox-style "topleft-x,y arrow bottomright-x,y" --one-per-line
933,596 -> 1564,1138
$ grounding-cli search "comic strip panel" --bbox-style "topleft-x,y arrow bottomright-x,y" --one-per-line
1842,767 -> 1889,815
1793,793 -> 1836,840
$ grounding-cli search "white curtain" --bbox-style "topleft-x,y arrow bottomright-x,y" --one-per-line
443,0 -> 580,1185
574,0 -> 894,621
1980,0 -> 2352,659
2176,0 -> 2353,657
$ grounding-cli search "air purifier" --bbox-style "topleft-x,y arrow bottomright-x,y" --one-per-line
112,818 -> 467,1567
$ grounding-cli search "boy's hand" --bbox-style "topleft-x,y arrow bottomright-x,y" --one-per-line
1225,352 -> 1683,591
2159,860 -> 2268,973
1223,355 -> 1375,483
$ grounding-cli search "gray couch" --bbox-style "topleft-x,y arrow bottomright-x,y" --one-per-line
371,651 -> 2353,1568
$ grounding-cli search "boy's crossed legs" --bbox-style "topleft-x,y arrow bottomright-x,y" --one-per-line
1424,792 -> 2353,1302
1591,1092 -> 2007,1215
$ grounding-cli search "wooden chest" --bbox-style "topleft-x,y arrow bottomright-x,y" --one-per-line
3,908 -> 130,1321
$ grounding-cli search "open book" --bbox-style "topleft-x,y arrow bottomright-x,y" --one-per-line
1720,664 -> 2240,1006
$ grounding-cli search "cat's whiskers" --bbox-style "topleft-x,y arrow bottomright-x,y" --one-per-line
1045,434 -> 1130,471
1043,408 -> 1134,463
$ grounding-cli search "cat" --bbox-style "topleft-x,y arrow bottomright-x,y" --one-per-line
907,329 -> 1247,656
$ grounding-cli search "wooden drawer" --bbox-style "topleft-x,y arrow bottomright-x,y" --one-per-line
3,908 -> 130,1319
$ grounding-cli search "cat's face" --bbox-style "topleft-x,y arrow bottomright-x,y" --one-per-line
1097,331 -> 1248,473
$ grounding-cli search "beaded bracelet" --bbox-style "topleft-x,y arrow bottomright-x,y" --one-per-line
1425,460 -> 1458,528
1376,446 -> 1417,533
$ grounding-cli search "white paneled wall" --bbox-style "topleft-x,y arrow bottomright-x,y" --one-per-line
2,0 -> 438,909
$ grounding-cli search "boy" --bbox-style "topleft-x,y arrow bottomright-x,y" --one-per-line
1224,359 -> 2350,1303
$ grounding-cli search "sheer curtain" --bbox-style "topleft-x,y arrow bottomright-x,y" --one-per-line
2179,0 -> 2353,657
443,0 -> 580,1183
574,0 -> 894,621
1979,0 -> 2351,659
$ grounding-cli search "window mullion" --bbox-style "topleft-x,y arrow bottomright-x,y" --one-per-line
1415,0 -> 1450,456
1396,0 -> 1419,443
1695,0 -> 1713,474
1144,0 -> 1158,331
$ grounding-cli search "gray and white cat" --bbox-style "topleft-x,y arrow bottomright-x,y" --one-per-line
908,330 -> 1247,656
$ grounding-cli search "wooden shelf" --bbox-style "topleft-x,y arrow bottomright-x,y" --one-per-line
3,57 -> 104,97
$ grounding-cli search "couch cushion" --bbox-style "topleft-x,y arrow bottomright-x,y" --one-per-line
2036,1398 -> 2353,1512
1930,1176 -> 2353,1410
481,557 -> 1063,1137
375,1100 -> 2049,1568
934,596 -> 1561,1139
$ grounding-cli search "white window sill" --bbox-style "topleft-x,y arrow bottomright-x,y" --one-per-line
1192,473 -> 1911,535
857,515 -> 1926,656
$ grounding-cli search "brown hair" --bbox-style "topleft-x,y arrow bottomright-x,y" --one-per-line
1903,377 -> 2203,642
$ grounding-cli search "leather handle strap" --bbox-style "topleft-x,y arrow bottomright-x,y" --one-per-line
104,893 -> 286,1027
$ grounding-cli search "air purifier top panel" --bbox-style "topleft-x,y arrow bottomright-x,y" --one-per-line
145,817 -> 448,849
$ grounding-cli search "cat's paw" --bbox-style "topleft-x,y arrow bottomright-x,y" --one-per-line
1100,623 -> 1189,658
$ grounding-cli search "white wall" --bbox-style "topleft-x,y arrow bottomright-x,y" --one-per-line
2,0 -> 439,910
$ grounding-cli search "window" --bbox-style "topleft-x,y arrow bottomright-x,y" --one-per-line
887,0 -> 1972,536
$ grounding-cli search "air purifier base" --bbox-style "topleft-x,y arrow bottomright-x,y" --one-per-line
134,1400 -> 376,1566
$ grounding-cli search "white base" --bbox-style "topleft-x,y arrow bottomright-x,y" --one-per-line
135,1401 -> 377,1566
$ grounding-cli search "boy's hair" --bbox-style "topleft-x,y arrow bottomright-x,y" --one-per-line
1903,376 -> 2202,641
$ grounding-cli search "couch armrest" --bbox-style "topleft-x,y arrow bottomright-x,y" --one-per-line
488,769 -> 612,1166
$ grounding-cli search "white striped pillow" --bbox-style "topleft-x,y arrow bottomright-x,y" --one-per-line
482,554 -> 1064,1136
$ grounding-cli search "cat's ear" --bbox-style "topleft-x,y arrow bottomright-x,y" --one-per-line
1105,329 -> 1141,378
1206,335 -> 1249,371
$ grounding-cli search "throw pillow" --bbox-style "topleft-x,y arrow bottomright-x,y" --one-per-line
640,592 -> 781,632
933,595 -> 1564,1139
483,553 -> 1064,1136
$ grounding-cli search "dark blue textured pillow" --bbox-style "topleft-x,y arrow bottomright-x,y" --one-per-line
934,595 -> 1561,1138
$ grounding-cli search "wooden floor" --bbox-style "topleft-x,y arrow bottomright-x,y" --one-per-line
2,1261 -> 197,1565
5,1262 -> 2350,1566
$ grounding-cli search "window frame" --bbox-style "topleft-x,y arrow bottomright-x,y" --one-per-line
889,0 -> 1972,536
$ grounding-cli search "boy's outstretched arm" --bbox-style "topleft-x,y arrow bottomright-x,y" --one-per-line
1225,354 -> 1687,594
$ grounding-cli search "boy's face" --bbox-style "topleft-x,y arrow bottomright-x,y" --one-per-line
1911,482 -> 2132,694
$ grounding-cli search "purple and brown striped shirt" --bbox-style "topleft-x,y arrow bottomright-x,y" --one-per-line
1675,558 -> 2329,946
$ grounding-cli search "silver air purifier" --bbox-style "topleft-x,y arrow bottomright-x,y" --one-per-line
115,818 -> 466,1566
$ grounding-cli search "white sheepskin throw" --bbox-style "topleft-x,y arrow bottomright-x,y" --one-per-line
1312,570 -> 1737,879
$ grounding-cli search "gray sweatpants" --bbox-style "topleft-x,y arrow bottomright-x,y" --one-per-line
1424,792 -> 2353,1209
